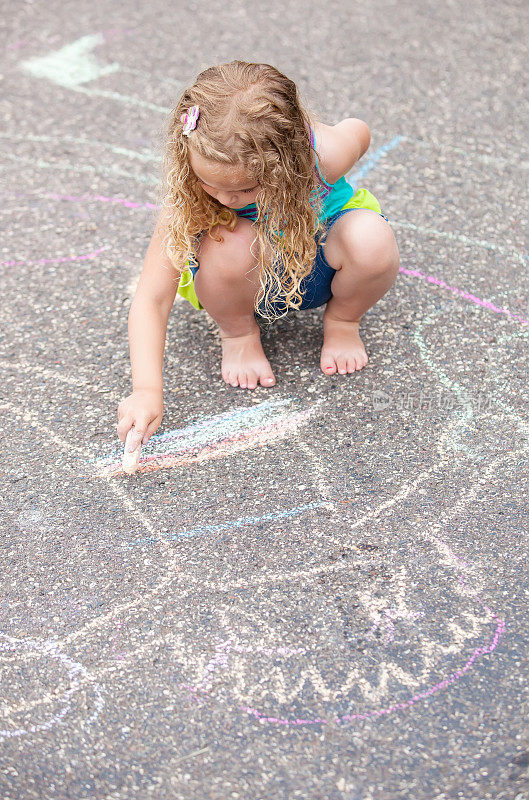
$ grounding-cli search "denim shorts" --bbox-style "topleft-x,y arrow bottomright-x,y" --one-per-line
188,207 -> 389,319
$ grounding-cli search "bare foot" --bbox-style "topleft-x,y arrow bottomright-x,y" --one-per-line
320,316 -> 368,375
219,327 -> 276,389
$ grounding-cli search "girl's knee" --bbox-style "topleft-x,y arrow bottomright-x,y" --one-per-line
197,219 -> 259,282
341,212 -> 400,280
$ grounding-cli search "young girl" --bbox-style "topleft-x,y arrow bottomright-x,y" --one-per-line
117,60 -> 400,447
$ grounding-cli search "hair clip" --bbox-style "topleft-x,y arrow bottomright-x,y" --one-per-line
180,105 -> 200,137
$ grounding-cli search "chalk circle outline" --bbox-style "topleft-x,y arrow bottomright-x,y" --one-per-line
0,632 -> 105,740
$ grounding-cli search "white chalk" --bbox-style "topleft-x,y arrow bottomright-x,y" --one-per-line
122,426 -> 143,475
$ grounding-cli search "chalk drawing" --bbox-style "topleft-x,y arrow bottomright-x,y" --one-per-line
364,566 -> 426,646
0,370 -> 515,727
173,458 -> 514,725
400,132 -> 529,172
0,357 -> 119,395
402,267 -> 529,324
19,33 -> 170,113
1,245 -> 110,270
68,366 -> 516,716
15,507 -> 50,534
3,122 -> 526,722
347,135 -> 406,187
0,632 -> 105,739
46,192 -> 159,210
1,150 -> 158,187
110,618 -> 126,661
394,223 -> 528,267
92,397 -> 322,478
20,34 -> 120,88
413,313 -> 477,459
6,40 -> 28,52
2,74 -> 527,731
171,317 -> 527,725
173,508 -> 506,725
127,501 -> 332,548
0,133 -> 160,165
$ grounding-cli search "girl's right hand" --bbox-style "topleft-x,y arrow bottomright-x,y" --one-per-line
117,389 -> 164,445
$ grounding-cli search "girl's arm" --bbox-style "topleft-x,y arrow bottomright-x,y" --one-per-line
128,208 -> 179,392
116,209 -> 180,446
128,298 -> 171,392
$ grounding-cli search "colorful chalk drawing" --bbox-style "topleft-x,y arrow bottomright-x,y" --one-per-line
1,282 -> 522,725
1,324 -> 522,727
169,319 -> 526,725
175,561 -> 504,726
91,397 -> 322,478
3,37 -> 528,733
2,269 -> 522,726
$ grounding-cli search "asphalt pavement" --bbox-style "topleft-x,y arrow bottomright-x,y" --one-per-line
1,1 -> 528,798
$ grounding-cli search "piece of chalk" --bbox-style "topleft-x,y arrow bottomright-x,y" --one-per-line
122,427 -> 143,475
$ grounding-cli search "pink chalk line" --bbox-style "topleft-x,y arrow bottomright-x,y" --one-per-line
46,193 -> 158,211
6,40 -> 28,51
1,246 -> 110,269
400,266 -> 529,326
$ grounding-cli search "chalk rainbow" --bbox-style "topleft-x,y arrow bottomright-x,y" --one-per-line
92,397 -> 320,478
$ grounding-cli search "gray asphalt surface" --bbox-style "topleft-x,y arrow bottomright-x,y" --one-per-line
1,1 -> 528,798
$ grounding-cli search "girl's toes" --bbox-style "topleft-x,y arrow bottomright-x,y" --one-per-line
354,353 -> 368,371
259,371 -> 276,387
246,371 -> 258,389
336,356 -> 348,375
321,352 -> 337,375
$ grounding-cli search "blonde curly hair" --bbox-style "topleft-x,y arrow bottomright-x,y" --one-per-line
157,60 -> 330,324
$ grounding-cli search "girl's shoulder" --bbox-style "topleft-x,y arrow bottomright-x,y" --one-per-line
311,119 -> 364,186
